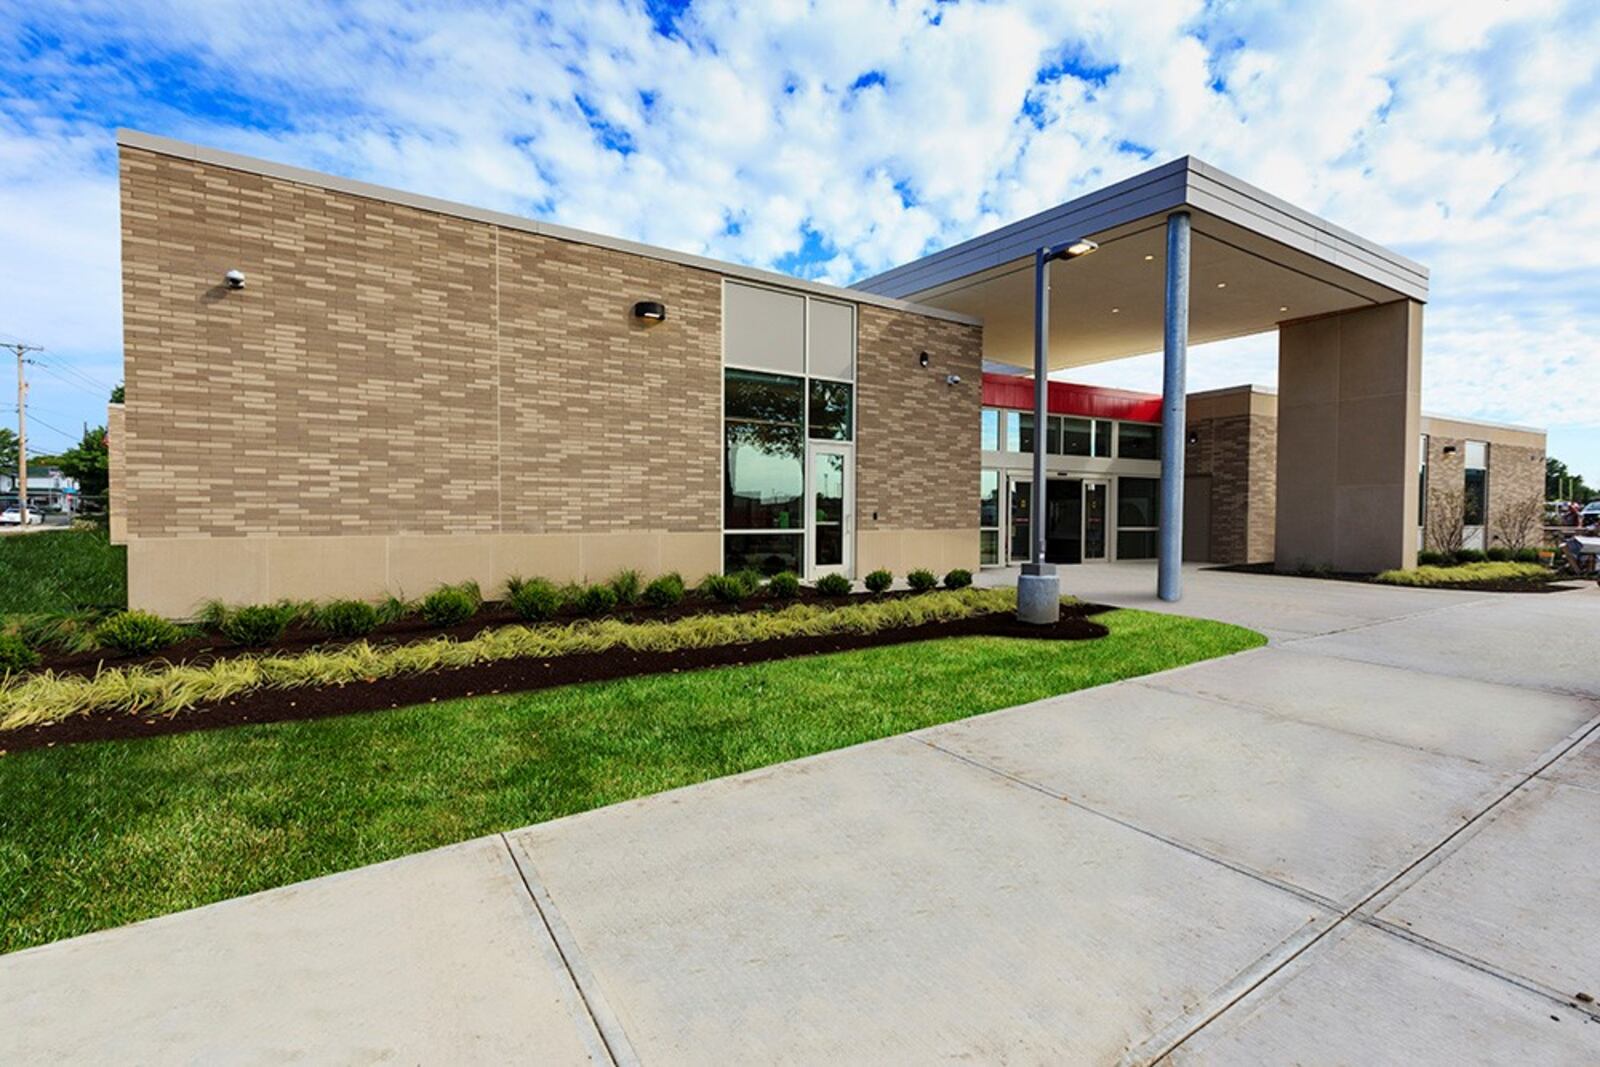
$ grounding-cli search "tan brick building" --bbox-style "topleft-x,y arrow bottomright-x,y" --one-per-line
112,131 -> 980,615
111,131 -> 1545,614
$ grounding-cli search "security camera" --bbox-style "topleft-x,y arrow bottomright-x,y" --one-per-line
946,373 -> 962,386
224,269 -> 246,290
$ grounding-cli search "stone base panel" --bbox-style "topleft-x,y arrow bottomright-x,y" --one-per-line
127,532 -> 722,618
856,529 -> 980,577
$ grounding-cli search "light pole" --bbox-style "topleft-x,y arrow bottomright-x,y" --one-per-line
1018,237 -> 1098,625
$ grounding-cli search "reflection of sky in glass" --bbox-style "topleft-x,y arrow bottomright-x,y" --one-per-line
729,442 -> 802,503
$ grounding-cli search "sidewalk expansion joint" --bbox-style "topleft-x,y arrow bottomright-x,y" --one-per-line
500,834 -> 641,1067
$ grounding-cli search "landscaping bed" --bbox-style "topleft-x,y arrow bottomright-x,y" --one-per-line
1214,558 -> 1570,593
24,584 -> 943,677
0,604 -> 1107,752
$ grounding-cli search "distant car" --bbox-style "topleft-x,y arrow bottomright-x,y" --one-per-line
0,501 -> 44,525
1582,500 -> 1600,525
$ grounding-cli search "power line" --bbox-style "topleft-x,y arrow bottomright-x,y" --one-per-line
36,356 -> 113,394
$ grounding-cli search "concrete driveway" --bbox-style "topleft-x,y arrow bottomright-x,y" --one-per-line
4,566 -> 1598,1063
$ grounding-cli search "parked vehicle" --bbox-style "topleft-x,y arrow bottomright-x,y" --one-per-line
0,500 -> 45,525
1582,500 -> 1600,525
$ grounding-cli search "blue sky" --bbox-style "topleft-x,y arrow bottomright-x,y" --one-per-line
1,0 -> 1597,481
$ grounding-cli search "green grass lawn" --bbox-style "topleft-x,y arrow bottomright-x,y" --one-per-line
0,526 -> 126,614
0,608 -> 1262,954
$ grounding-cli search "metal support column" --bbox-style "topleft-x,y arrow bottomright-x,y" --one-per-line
1017,245 -> 1060,624
1158,211 -> 1191,602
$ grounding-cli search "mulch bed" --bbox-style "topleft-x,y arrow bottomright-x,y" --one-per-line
34,588 -> 937,678
0,605 -> 1111,754
1208,561 -> 1579,594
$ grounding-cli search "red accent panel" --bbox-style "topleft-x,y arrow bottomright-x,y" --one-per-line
981,373 -> 1163,423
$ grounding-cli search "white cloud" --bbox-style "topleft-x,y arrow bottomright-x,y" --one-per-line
0,0 -> 1596,476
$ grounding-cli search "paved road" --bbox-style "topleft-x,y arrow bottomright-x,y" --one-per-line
4,566 -> 1597,1063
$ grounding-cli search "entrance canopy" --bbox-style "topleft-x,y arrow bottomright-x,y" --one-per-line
853,157 -> 1428,370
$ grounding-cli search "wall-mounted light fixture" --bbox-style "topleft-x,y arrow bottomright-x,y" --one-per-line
946,374 -> 962,386
224,269 -> 246,290
1442,444 -> 1458,454
918,351 -> 930,367
1187,430 -> 1199,444
632,300 -> 667,322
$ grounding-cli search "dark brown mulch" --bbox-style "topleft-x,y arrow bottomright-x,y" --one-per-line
1207,562 -> 1577,594
34,588 -> 936,677
0,606 -> 1110,754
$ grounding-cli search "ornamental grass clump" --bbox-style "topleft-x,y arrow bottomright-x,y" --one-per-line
698,573 -> 746,604
1374,561 -> 1551,587
94,611 -> 184,657
906,569 -> 937,593
641,572 -> 686,608
766,571 -> 801,600
607,569 -> 642,605
815,573 -> 852,596
864,569 -> 893,593
505,576 -> 563,621
421,582 -> 481,627
0,633 -> 39,675
0,588 -> 1018,732
572,583 -> 618,617
219,604 -> 296,647
316,599 -> 379,639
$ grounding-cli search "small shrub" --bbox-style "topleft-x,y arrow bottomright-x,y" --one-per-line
0,633 -> 40,674
906,569 -> 937,593
421,583 -> 481,627
573,583 -> 618,616
864,568 -> 893,593
95,610 -> 184,656
506,576 -> 563,621
1512,547 -> 1541,563
376,596 -> 414,624
943,568 -> 973,589
317,599 -> 379,638
730,568 -> 764,598
1485,546 -> 1511,562
219,603 -> 295,646
608,569 -> 643,605
641,572 -> 686,608
815,573 -> 853,596
767,571 -> 801,599
1416,550 -> 1449,567
698,573 -> 745,604
1453,548 -> 1486,564
196,599 -> 229,631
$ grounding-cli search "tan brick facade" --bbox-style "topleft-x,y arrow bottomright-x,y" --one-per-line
1183,388 -> 1277,564
118,142 -> 978,612
1422,417 -> 1545,552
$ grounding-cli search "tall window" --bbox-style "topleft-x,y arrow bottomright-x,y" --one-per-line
724,369 -> 804,572
979,469 -> 1001,565
1117,477 -> 1160,558
1463,440 -> 1488,529
1418,433 -> 1429,540
980,409 -> 999,451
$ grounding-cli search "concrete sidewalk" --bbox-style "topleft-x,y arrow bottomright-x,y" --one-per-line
4,568 -> 1598,1063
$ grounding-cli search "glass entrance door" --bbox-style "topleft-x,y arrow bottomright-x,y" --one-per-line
1083,481 -> 1108,561
807,445 -> 851,578
1008,476 -> 1087,564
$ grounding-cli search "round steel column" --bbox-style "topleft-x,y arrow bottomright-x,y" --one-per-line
1158,212 -> 1191,602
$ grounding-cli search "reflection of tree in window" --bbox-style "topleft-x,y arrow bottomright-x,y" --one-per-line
808,380 -> 853,441
725,370 -> 805,531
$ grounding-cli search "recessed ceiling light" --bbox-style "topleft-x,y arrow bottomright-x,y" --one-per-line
1216,282 -> 1227,288
1111,307 -> 1120,313
1143,254 -> 1154,261
1279,305 -> 1289,312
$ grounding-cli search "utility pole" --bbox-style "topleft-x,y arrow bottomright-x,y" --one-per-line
3,341 -> 42,526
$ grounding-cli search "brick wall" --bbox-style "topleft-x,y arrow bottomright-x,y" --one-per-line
855,306 -> 983,534
1182,396 -> 1277,564
117,143 -> 976,607
1422,432 -> 1545,551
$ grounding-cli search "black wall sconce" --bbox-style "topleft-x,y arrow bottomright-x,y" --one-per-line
918,351 -> 930,367
1442,444 -> 1458,455
632,300 -> 667,322
1187,430 -> 1199,444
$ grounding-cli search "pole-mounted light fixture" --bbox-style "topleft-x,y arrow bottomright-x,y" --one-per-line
1018,235 -> 1099,626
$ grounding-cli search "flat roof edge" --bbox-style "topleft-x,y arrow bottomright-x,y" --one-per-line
115,128 -> 981,327
856,155 -> 1429,305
